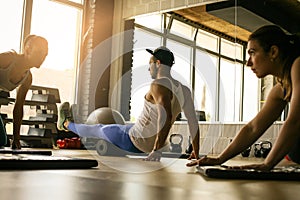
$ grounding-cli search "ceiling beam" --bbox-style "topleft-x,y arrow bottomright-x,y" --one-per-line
206,0 -> 300,33
174,6 -> 251,42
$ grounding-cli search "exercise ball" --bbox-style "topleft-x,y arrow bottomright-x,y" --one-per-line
86,107 -> 125,125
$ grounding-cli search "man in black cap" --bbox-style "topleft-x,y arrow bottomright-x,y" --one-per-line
58,46 -> 200,162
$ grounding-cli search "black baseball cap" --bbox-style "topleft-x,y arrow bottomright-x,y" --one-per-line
146,46 -> 175,67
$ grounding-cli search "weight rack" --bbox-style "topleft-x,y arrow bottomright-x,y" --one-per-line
0,85 -> 61,148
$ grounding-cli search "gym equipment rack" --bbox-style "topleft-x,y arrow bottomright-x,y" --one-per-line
0,85 -> 61,148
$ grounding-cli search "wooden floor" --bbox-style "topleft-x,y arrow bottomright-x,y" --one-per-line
1,149 -> 299,200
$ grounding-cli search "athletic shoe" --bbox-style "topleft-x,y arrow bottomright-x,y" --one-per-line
57,102 -> 71,131
69,104 -> 77,123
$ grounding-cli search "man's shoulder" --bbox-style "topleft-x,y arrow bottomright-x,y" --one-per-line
153,77 -> 170,83
0,51 -> 17,66
151,78 -> 172,88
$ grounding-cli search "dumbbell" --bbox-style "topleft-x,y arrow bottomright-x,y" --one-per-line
254,141 -> 272,158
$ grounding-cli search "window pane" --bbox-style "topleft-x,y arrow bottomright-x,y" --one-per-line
54,0 -> 84,4
69,0 -> 84,3
0,0 -> 25,134
243,67 -> 259,121
131,29 -> 161,121
196,29 -> 218,52
219,59 -> 242,122
133,28 -> 162,50
170,19 -> 195,40
195,50 -> 218,121
135,14 -> 164,32
220,38 -> 243,60
0,0 -> 23,52
166,39 -> 191,86
30,0 -> 82,103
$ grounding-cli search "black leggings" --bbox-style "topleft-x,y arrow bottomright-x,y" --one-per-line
287,138 -> 300,164
0,115 -> 7,146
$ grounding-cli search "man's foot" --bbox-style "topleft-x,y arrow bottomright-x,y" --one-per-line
70,104 -> 78,123
57,102 -> 71,131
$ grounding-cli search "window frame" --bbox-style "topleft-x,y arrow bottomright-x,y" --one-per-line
130,13 -> 259,122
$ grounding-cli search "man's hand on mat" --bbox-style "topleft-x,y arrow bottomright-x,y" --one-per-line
187,151 -> 199,160
143,150 -> 162,162
186,156 -> 222,167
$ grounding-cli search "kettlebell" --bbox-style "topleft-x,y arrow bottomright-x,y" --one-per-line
241,146 -> 251,157
254,141 -> 272,158
169,134 -> 183,153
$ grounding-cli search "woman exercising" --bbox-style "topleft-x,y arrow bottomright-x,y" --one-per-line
0,35 -> 48,149
187,25 -> 300,170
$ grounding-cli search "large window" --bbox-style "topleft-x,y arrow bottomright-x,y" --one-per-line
30,0 -> 83,103
0,0 -> 83,104
0,0 -> 24,53
131,13 -> 260,122
130,28 -> 161,121
194,50 -> 218,121
243,67 -> 259,121
219,59 -> 242,121
0,0 -> 83,133
167,40 -> 192,87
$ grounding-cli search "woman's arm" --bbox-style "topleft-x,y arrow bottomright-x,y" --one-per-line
263,57 -> 300,169
12,73 -> 32,149
187,83 -> 287,167
218,83 -> 287,163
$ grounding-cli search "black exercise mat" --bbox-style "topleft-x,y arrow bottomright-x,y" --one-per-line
0,155 -> 98,169
0,149 -> 52,156
197,165 -> 300,181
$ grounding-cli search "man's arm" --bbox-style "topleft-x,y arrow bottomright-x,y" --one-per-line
12,73 -> 32,149
152,83 -> 172,151
144,80 -> 173,161
181,87 -> 200,159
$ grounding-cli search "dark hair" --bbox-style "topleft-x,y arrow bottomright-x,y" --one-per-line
248,25 -> 300,100
24,35 -> 48,54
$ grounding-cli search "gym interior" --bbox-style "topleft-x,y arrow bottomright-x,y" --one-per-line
0,0 -> 300,199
